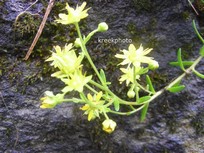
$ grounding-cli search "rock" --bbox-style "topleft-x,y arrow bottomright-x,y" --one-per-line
0,0 -> 203,152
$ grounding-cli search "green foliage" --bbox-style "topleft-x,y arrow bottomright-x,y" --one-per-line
199,45 -> 204,56
140,103 -> 149,121
146,75 -> 155,93
177,48 -> 186,72
192,68 -> 204,78
167,85 -> 185,93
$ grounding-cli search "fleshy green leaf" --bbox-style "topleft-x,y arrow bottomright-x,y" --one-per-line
199,45 -> 204,57
138,96 -> 151,104
100,69 -> 106,83
167,85 -> 185,93
140,103 -> 149,121
146,75 -> 155,93
193,20 -> 204,44
99,69 -> 111,85
177,48 -> 186,71
113,98 -> 120,111
174,79 -> 182,86
192,68 -> 204,79
169,61 -> 194,67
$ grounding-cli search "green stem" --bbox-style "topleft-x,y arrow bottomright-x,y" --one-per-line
103,111 -> 109,119
109,105 -> 145,115
85,84 -> 98,94
133,67 -> 139,102
89,80 -> 132,104
137,83 -> 152,94
75,23 -> 104,84
166,55 -> 203,89
84,29 -> 98,44
139,55 -> 203,106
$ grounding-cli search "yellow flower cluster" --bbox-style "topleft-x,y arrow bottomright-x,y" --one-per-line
47,44 -> 92,93
115,44 -> 159,86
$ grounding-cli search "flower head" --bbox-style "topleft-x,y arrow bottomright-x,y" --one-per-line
40,91 -> 64,109
119,66 -> 148,86
80,91 -> 104,121
115,44 -> 157,68
119,67 -> 140,86
62,69 -> 92,93
47,44 -> 83,77
102,119 -> 117,134
56,2 -> 90,25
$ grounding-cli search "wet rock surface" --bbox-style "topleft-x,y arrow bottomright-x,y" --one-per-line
0,0 -> 204,152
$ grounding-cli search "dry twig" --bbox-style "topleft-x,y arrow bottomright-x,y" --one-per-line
188,0 -> 199,15
24,0 -> 55,60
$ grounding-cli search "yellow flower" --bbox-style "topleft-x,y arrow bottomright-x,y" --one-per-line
47,44 -> 83,77
102,119 -> 117,134
56,2 -> 90,25
40,91 -> 64,109
81,104 -> 98,121
119,67 -> 140,86
62,69 -> 92,93
119,66 -> 148,86
80,91 -> 104,121
115,44 -> 157,68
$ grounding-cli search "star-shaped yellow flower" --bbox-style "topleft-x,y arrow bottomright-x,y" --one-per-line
115,44 -> 157,68
119,67 -> 140,86
56,2 -> 90,25
61,69 -> 92,93
80,91 -> 104,121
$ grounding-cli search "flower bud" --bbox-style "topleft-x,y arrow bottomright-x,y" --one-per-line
74,38 -> 82,48
97,22 -> 108,32
40,91 -> 64,109
127,90 -> 135,98
102,119 -> 117,134
148,60 -> 159,70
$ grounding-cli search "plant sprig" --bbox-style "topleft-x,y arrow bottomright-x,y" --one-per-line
40,2 -> 204,133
